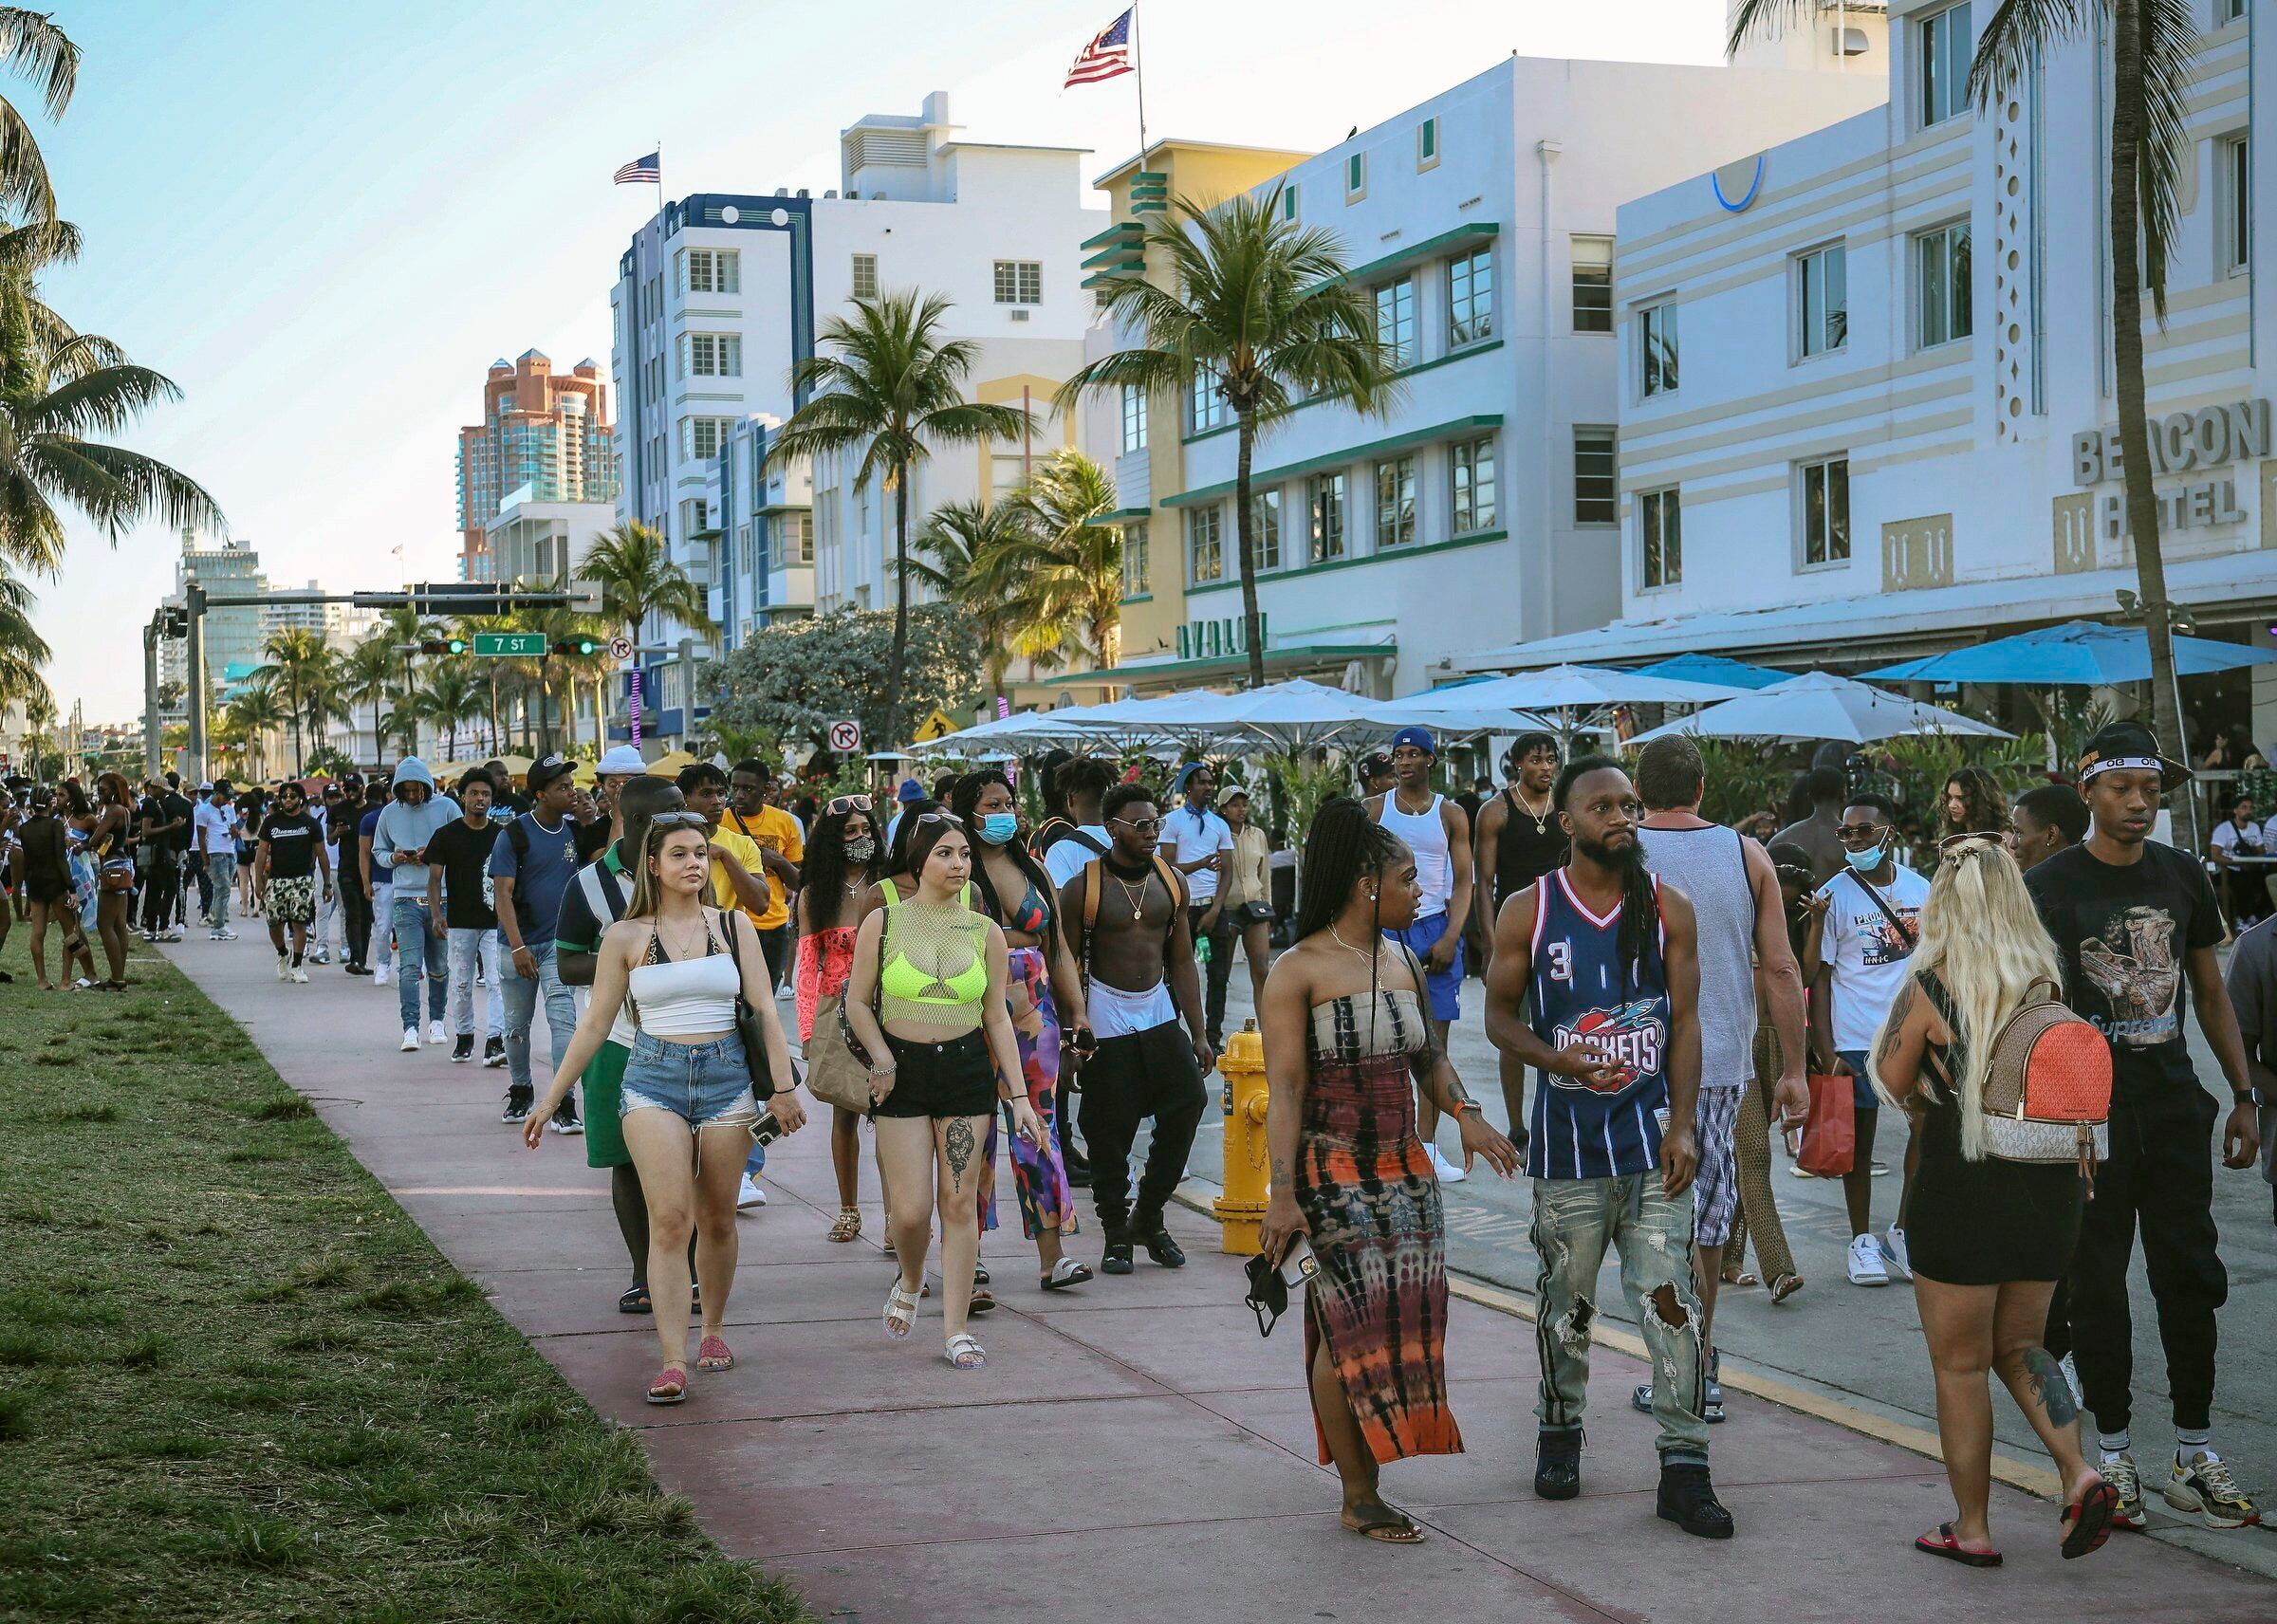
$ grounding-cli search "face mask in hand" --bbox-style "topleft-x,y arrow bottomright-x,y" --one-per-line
1844,844 -> 1886,873
843,838 -> 877,864
977,813 -> 1019,846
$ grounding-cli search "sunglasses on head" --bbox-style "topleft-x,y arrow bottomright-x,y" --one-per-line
647,811 -> 709,832
1937,829 -> 2007,851
827,794 -> 874,815
913,810 -> 963,828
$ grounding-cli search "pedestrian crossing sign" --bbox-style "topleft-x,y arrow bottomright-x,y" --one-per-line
913,709 -> 959,743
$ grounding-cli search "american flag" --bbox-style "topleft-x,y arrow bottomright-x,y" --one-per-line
1064,9 -> 1133,87
613,151 -> 660,185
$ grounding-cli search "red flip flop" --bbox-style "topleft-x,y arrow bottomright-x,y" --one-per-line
2062,1479 -> 2120,1559
1915,1523 -> 2002,1567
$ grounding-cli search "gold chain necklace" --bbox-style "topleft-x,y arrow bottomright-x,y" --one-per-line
1325,920 -> 1380,969
1111,868 -> 1151,922
1513,787 -> 1551,836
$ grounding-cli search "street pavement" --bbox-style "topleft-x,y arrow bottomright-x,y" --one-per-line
159,927 -> 2276,1620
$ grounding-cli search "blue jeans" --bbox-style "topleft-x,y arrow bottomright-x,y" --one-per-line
391,895 -> 446,1027
206,854 -> 236,930
502,941 -> 578,1092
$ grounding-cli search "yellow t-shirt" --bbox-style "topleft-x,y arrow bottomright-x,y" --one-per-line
707,824 -> 768,922
723,804 -> 804,932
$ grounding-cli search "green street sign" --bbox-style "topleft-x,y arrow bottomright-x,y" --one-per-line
473,632 -> 546,657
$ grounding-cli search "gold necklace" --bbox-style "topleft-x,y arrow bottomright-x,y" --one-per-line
1111,869 -> 1150,922
1513,786 -> 1551,835
1325,920 -> 1380,969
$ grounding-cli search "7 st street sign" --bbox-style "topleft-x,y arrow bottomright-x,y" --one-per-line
473,633 -> 546,657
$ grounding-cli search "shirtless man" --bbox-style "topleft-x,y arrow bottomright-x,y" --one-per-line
1058,782 -> 1216,1277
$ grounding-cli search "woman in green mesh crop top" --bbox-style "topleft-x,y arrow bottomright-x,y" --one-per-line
843,810 -> 1039,1371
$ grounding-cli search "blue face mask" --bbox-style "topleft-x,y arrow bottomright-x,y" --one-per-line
978,812 -> 1019,846
1844,843 -> 1886,873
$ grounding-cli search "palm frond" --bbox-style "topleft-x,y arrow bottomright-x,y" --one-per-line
0,9 -> 78,117
28,363 -> 186,439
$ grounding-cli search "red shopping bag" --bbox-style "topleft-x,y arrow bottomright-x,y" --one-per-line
1797,1073 -> 1857,1177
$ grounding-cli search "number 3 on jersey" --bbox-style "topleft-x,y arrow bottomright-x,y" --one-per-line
1546,939 -> 1574,983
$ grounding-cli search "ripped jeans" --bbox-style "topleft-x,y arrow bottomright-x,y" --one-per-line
1530,1172 -> 1709,1465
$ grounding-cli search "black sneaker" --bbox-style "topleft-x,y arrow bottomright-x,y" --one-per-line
1534,1430 -> 1582,1501
451,1034 -> 474,1064
1655,1462 -> 1733,1540
1101,1235 -> 1135,1276
483,1036 -> 507,1068
1137,1221 -> 1186,1268
500,1086 -> 532,1123
548,1099 -> 583,1136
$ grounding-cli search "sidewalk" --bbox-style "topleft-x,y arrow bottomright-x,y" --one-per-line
165,932 -> 2275,1623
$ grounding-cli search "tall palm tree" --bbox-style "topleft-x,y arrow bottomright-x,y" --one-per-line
0,560 -> 50,705
363,606 -> 439,757
417,661 -> 484,763
21,685 -> 53,777
250,626 -> 331,775
581,521 -> 708,741
339,637 -> 398,768
910,497 -> 1035,711
1731,0 -> 2201,849
454,610 -> 518,751
224,682 -> 287,781
1006,449 -> 1126,674
768,289 -> 1032,744
1058,187 -> 1399,688
0,9 -> 77,229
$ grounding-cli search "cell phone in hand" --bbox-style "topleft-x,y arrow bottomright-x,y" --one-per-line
751,1110 -> 784,1147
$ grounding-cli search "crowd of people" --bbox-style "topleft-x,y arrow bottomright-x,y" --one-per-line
53,710 -> 2271,1562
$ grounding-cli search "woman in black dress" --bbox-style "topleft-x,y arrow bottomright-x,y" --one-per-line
1871,836 -> 2115,1568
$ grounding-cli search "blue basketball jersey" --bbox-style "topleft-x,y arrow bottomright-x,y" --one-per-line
1527,869 -> 1671,1180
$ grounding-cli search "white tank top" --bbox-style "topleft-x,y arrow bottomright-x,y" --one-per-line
626,951 -> 740,1037
1377,792 -> 1452,918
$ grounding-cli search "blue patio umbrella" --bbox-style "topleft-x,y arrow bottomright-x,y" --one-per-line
1633,652 -> 1789,692
1863,620 -> 2277,686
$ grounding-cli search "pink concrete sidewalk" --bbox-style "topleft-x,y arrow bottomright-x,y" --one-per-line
167,932 -> 2276,1623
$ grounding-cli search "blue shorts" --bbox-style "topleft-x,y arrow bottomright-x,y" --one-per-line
1838,1049 -> 1879,1112
620,1030 -> 760,1131
1385,912 -> 1462,1023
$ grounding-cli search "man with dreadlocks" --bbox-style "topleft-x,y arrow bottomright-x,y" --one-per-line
1484,756 -> 1728,1540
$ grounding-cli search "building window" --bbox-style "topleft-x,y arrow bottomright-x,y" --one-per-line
851,253 -> 878,299
1187,506 -> 1224,584
1451,437 -> 1496,534
1800,456 -> 1851,566
2224,0 -> 2249,19
992,260 -> 1043,304
1345,152 -> 1367,199
1919,2 -> 1972,128
1639,300 -> 1679,397
1571,235 -> 1613,333
784,511 -> 813,564
1190,367 -> 1227,434
1120,384 -> 1149,454
1573,428 -> 1617,526
1417,117 -> 1439,170
1283,184 -> 1299,221
1309,473 -> 1346,563
1639,488 -> 1681,588
681,417 -> 731,462
1375,457 -> 1416,547
683,248 -> 741,295
1252,489 -> 1282,571
1797,244 -> 1847,358
1916,222 -> 1972,347
683,333 -> 743,378
2221,134 -> 2250,274
680,497 -> 713,536
1121,521 -> 1150,595
1376,276 -> 1416,368
1448,247 -> 1493,346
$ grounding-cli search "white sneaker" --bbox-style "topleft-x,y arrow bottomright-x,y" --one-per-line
1427,1142 -> 1468,1184
289,966 -> 309,984
737,1174 -> 768,1209
1879,1225 -> 1914,1282
1846,1233 -> 1890,1286
160,929 -> 182,943
309,947 -> 329,965
427,1019 -> 447,1045
276,959 -> 291,981
215,928 -> 237,941
374,966 -> 389,987
400,1026 -> 421,1053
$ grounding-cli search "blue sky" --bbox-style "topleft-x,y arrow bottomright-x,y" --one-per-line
42,0 -> 1727,718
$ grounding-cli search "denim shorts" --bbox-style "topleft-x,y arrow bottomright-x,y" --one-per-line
620,1030 -> 760,1131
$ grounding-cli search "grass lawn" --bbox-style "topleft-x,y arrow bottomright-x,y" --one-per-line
0,931 -> 811,1624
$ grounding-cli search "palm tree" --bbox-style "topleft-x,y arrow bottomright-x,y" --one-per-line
21,685 -> 53,777
768,289 -> 1033,744
581,521 -> 708,741
339,637 -> 398,768
0,10 -> 77,229
1058,187 -> 1399,689
1731,0 -> 2199,849
363,606 -> 439,756
910,497 -> 1035,710
250,626 -> 331,775
0,560 -> 51,705
224,682 -> 287,781
1007,449 -> 1126,674
454,611 -> 518,750
417,661 -> 484,763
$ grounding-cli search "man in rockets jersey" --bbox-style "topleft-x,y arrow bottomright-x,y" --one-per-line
1484,756 -> 1727,1540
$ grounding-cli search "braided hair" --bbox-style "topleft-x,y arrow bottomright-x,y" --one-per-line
1553,754 -> 1660,998
948,769 -> 1056,929
1294,796 -> 1403,941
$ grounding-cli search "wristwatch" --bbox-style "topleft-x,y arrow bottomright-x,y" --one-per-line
1452,1099 -> 1483,1120
2235,1085 -> 2266,1107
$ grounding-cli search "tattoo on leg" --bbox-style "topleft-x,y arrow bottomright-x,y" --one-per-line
945,1117 -> 975,1190
2022,1346 -> 2077,1427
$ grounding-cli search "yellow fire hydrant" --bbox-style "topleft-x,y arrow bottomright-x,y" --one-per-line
1213,1018 -> 1269,1255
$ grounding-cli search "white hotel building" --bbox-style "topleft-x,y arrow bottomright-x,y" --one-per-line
1483,1 -> 2277,738
1070,48 -> 1884,700
610,92 -> 1101,743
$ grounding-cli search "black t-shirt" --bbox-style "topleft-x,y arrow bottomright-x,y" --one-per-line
426,818 -> 502,931
259,809 -> 324,881
574,816 -> 612,864
162,791 -> 195,853
2026,840 -> 2223,1098
137,794 -> 164,846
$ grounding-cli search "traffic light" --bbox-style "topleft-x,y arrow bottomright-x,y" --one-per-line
418,637 -> 470,656
550,637 -> 599,657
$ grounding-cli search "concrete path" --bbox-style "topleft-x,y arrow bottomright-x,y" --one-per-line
164,930 -> 2274,1622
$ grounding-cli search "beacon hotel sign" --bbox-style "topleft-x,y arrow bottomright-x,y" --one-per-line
2072,398 -> 2268,538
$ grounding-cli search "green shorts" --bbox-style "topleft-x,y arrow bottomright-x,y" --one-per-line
583,1041 -> 632,1170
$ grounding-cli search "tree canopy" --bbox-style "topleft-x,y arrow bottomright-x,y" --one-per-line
707,603 -> 979,749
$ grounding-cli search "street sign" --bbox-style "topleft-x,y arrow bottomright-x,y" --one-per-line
474,632 -> 546,657
913,709 -> 959,743
826,719 -> 862,753
608,635 -> 634,661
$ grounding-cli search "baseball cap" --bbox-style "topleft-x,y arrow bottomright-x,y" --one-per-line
528,752 -> 577,792
1214,782 -> 1250,807
1358,752 -> 1392,780
1390,725 -> 1436,756
2078,720 -> 2191,787
896,778 -> 929,804
595,745 -> 648,777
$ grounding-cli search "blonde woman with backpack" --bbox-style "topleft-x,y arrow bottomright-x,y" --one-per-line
1870,835 -> 2115,1568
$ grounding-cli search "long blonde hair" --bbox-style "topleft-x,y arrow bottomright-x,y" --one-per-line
1869,835 -> 2062,1159
626,815 -> 709,921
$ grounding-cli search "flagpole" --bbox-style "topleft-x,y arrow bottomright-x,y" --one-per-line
1131,3 -> 1149,169
655,138 -> 664,212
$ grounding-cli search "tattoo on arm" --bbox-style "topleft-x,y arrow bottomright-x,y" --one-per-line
1875,977 -> 1916,1073
1269,1158 -> 1292,1186
2021,1346 -> 2079,1428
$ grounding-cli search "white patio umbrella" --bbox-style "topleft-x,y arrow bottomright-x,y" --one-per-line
907,710 -> 1114,754
1622,671 -> 2015,747
1077,678 -> 1402,753
1444,663 -> 1757,712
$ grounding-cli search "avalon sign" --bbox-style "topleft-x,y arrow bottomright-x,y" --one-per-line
2072,398 -> 2268,541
